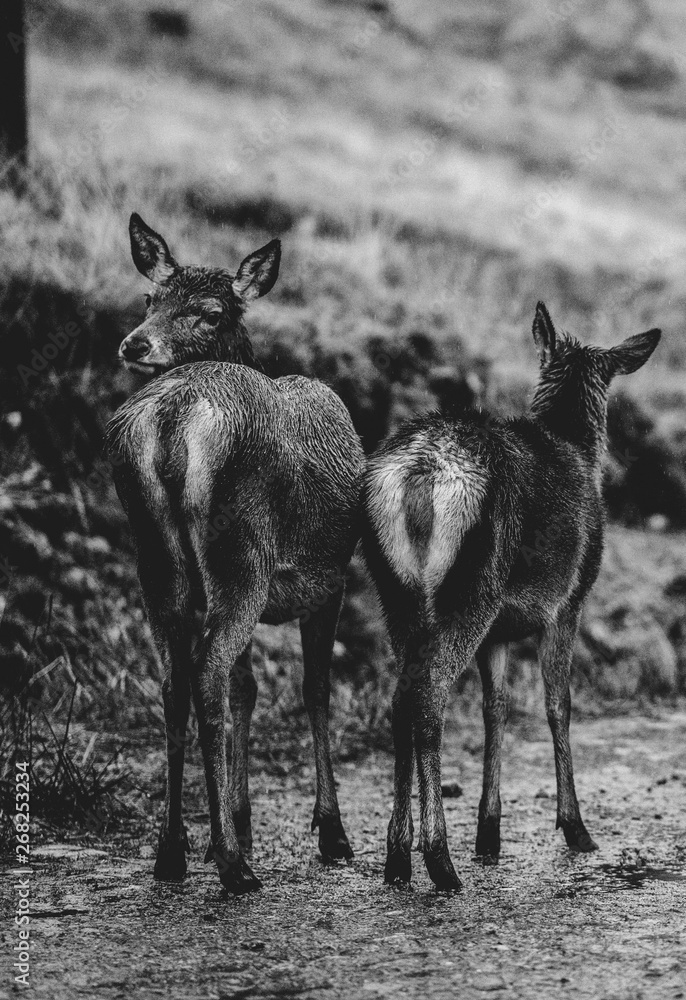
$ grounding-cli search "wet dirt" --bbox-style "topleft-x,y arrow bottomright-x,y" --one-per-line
2,708 -> 686,999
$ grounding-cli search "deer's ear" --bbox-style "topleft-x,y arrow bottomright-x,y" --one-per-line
532,301 -> 557,364
129,213 -> 178,284
607,328 -> 661,376
232,239 -> 281,303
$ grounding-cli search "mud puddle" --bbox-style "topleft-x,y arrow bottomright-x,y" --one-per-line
569,860 -> 686,893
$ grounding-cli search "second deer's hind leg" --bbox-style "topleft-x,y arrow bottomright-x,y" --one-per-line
475,642 -> 509,858
300,587 -> 353,862
412,650 -> 463,891
384,670 -> 415,885
539,607 -> 598,852
382,619 -> 465,890
410,617 -> 497,891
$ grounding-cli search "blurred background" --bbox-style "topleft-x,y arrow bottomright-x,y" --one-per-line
1,0 -> 686,834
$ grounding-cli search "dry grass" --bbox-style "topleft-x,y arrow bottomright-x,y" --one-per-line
6,0 -> 686,369
1,1 -> 686,832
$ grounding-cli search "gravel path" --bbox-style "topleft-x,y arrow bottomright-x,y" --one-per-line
2,708 -> 685,999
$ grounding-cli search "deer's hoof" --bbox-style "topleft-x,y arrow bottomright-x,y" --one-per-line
560,820 -> 598,853
475,816 -> 501,859
384,848 -> 412,885
154,827 -> 189,882
315,813 -> 354,862
424,845 -> 462,892
153,852 -> 187,882
214,851 -> 263,895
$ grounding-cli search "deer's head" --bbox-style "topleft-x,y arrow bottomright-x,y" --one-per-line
119,213 -> 280,375
530,301 -> 661,448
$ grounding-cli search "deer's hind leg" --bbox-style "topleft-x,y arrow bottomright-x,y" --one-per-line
137,538 -> 194,883
475,642 -> 509,859
384,664 -> 416,885
204,641 -> 256,861
228,641 -> 257,853
539,605 -> 598,853
155,654 -> 192,881
384,615 -> 468,892
408,611 -> 498,891
300,584 -> 353,862
366,572 -> 422,885
193,582 -> 266,894
411,639 -> 463,891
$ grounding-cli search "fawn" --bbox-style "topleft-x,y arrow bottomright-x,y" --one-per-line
362,302 -> 660,890
108,214 -> 364,893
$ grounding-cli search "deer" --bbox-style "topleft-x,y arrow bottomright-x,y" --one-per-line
361,302 -> 661,891
107,214 -> 365,894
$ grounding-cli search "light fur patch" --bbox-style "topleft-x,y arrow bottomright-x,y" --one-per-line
183,398 -> 224,519
367,458 -> 424,586
421,452 -> 487,594
128,409 -> 168,512
122,406 -> 188,574
367,448 -> 487,600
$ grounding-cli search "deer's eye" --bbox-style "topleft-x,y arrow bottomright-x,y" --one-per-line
144,294 -> 152,308
205,311 -> 222,326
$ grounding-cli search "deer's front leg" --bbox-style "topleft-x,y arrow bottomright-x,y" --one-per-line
539,607 -> 598,853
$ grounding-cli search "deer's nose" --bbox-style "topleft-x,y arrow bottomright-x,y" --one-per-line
120,336 -> 151,361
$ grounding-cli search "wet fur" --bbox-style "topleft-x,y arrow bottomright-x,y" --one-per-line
122,267 -> 258,371
362,305 -> 661,890
109,363 -> 362,628
110,216 -> 364,894
109,362 -> 364,892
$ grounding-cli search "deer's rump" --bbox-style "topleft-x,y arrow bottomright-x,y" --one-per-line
362,413 -> 604,632
107,362 -> 364,626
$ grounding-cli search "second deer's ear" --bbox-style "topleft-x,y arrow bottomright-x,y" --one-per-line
532,301 -> 557,365
129,213 -> 178,284
607,328 -> 661,376
232,239 -> 281,303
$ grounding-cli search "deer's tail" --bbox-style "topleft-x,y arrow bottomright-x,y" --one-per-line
364,450 -> 488,600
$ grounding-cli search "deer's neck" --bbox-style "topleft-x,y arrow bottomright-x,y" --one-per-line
221,318 -> 259,369
531,376 -> 608,458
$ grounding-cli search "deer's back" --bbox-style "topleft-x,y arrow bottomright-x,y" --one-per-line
364,411 -> 604,635
107,363 -> 364,583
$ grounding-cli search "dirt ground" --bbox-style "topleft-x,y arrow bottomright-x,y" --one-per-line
2,708 -> 686,1000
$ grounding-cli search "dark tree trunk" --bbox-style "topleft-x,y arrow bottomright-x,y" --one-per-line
0,0 -> 28,173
